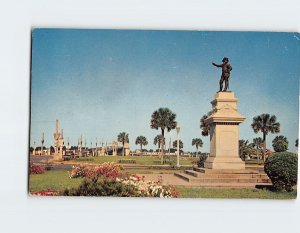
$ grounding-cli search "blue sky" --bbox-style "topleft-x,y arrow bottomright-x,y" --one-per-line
30,29 -> 299,152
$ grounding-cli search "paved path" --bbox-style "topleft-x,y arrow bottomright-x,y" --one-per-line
137,173 -> 194,186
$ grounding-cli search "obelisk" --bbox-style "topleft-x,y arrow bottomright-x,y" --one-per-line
53,119 -> 64,161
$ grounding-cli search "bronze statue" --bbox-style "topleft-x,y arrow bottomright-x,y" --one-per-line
212,57 -> 232,92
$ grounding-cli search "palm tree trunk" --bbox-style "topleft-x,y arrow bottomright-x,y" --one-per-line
161,129 -> 165,165
123,142 -> 125,157
263,133 -> 266,162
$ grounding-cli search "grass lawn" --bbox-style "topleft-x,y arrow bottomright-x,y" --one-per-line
176,186 -> 297,199
29,170 -> 84,193
68,155 -> 197,166
29,169 -> 297,199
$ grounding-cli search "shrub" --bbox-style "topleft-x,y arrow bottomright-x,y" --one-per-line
272,140 -> 288,152
29,163 -> 45,174
264,152 -> 298,191
66,168 -> 179,198
45,164 -> 53,171
272,135 -> 289,152
63,178 -> 144,197
197,154 -> 208,168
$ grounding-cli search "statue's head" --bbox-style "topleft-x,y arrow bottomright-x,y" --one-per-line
222,57 -> 229,63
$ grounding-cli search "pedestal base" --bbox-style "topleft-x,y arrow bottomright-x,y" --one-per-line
53,153 -> 63,161
204,156 -> 245,170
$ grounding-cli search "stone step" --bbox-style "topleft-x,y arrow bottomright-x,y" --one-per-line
190,178 -> 271,184
174,172 -> 271,184
185,170 -> 201,177
174,172 -> 195,182
180,182 -> 272,188
185,170 -> 269,179
193,167 -> 259,174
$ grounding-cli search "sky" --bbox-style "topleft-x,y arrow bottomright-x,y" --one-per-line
30,29 -> 300,152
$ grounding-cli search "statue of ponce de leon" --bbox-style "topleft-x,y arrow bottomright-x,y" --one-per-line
212,57 -> 232,92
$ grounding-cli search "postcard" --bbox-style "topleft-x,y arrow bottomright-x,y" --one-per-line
29,29 -> 298,198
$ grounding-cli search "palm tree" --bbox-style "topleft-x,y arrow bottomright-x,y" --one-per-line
153,135 -> 165,153
200,114 -> 209,136
135,136 -> 148,152
117,132 -> 129,156
239,139 -> 253,161
192,138 -> 203,157
272,135 -> 288,152
173,140 -> 183,149
253,137 -> 263,161
295,139 -> 298,148
150,108 -> 177,164
251,114 -> 280,161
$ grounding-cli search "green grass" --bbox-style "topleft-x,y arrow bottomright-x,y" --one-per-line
70,155 -> 197,165
176,186 -> 297,199
29,170 -> 84,193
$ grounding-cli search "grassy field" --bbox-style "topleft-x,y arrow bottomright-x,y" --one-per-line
29,170 -> 297,199
176,187 -> 297,199
29,170 -> 84,193
67,155 -> 197,166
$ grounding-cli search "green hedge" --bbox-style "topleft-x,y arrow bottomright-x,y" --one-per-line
264,152 -> 298,192
118,159 -> 136,164
63,178 -> 144,197
197,154 -> 208,168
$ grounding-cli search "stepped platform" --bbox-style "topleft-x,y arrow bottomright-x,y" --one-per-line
174,167 -> 271,188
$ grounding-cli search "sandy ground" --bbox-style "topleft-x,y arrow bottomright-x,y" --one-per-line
137,173 -> 193,186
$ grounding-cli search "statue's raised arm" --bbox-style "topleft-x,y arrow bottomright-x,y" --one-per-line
212,62 -> 222,68
212,57 -> 232,92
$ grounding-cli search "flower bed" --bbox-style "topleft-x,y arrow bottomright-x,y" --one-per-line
69,163 -> 123,181
29,163 -> 45,175
31,189 -> 59,196
68,163 -> 179,198
117,175 -> 179,198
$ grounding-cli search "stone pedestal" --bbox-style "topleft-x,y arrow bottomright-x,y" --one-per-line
54,146 -> 63,161
124,142 -> 130,156
204,92 -> 246,170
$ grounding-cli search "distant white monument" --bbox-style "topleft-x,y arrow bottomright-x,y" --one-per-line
53,119 -> 64,161
41,132 -> 44,156
78,135 -> 83,157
